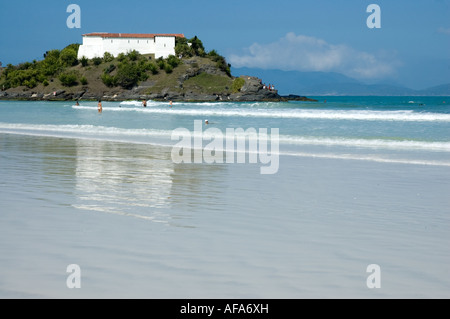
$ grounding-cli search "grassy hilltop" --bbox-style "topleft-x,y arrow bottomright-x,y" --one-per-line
0,37 -> 252,101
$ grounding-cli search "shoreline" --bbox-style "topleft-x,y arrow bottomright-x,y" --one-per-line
0,91 -> 318,103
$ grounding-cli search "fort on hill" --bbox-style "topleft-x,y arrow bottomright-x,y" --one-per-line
77,33 -> 185,60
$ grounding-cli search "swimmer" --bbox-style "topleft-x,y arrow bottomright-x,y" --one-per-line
169,100 -> 173,108
205,120 -> 209,125
98,100 -> 102,113
143,100 -> 147,107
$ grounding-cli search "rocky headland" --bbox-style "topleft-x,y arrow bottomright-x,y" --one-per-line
0,46 -> 317,103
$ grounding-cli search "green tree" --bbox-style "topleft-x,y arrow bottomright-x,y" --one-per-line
167,55 -> 180,68
147,63 -> 158,75
115,62 -> 140,89
126,50 -> 140,61
44,50 -> 60,60
59,71 -> 78,87
59,48 -> 78,67
175,37 -> 192,58
80,56 -> 89,67
92,57 -> 103,66
164,64 -> 173,74
80,76 -> 88,85
64,43 -> 80,53
41,50 -> 61,76
103,52 -> 114,63
189,36 -> 205,57
101,73 -> 117,87
157,58 -> 166,70
117,53 -> 126,62
24,79 -> 37,88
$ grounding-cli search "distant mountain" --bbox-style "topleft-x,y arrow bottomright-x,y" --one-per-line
231,67 -> 450,96
419,83 -> 450,96
300,83 -> 418,96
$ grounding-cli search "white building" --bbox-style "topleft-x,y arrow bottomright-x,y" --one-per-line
77,32 -> 185,60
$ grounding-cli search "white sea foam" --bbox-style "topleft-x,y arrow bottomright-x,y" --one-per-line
279,135 -> 450,151
72,105 -> 450,122
282,151 -> 450,167
0,123 -> 170,137
1,122 -> 449,153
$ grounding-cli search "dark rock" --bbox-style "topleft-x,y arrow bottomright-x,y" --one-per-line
239,75 -> 263,94
282,94 -> 318,102
82,92 -> 102,100
165,91 -> 184,101
73,91 -> 86,99
184,92 -> 219,102
179,68 -> 200,82
148,93 -> 165,100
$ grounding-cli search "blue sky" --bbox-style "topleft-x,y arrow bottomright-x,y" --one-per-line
0,0 -> 448,89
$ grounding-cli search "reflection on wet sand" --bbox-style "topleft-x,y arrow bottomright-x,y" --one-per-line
1,133 -> 228,227
73,138 -> 227,227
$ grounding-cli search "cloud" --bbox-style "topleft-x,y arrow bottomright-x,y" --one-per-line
228,32 -> 397,80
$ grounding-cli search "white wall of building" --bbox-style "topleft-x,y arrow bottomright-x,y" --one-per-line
77,34 -> 177,60
154,36 -> 176,59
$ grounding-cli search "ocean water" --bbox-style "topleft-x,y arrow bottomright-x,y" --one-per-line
0,96 -> 449,298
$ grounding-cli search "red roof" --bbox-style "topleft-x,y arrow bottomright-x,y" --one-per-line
83,33 -> 185,39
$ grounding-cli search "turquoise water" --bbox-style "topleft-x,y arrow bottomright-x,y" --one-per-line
1,97 -> 449,165
0,97 -> 449,298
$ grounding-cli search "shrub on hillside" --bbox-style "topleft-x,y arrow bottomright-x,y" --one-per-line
59,48 -> 78,67
117,53 -> 126,62
115,62 -> 140,89
92,57 -> 103,66
147,63 -> 158,75
101,73 -> 117,87
59,71 -> 78,87
80,56 -> 89,67
127,50 -> 140,61
103,52 -> 114,63
164,64 -> 173,74
167,55 -> 180,68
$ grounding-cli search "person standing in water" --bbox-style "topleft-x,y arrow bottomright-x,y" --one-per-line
98,100 -> 102,113
143,100 -> 147,107
169,100 -> 173,108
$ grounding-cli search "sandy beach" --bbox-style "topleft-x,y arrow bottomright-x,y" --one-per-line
1,133 -> 449,298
